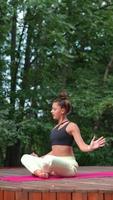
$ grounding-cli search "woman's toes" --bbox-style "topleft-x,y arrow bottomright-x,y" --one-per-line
34,170 -> 49,178
40,172 -> 49,178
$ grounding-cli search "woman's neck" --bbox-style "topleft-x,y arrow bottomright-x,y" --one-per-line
58,118 -> 68,125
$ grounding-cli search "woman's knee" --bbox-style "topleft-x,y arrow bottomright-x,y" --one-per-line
21,154 -> 29,165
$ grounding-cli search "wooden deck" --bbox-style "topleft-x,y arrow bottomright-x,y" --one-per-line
0,166 -> 113,200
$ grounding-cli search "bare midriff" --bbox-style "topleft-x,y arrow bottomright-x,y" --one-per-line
51,145 -> 74,156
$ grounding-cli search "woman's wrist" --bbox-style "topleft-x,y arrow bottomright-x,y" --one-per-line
87,145 -> 93,152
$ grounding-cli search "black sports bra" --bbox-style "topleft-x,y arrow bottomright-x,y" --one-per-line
50,122 -> 74,146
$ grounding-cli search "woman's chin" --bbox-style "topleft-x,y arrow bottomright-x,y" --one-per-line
52,116 -> 57,120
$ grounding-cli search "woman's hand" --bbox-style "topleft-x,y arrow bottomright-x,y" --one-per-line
88,136 -> 106,151
31,152 -> 38,157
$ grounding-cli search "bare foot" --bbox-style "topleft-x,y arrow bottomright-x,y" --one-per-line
34,169 -> 49,178
50,171 -> 57,176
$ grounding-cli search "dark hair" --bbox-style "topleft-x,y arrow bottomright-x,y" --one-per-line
53,91 -> 71,114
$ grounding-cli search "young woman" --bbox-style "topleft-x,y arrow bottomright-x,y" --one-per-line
21,91 -> 105,178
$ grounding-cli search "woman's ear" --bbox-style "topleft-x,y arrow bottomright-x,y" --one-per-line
61,108 -> 66,114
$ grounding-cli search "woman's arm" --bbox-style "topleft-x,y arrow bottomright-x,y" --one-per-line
67,123 -> 106,152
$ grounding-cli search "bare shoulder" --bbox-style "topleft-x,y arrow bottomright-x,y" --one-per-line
67,122 -> 79,129
66,122 -> 80,134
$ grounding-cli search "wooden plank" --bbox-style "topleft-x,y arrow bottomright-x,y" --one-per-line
104,192 -> 113,200
87,192 -> 99,200
57,192 -> 71,200
42,192 -> 56,200
0,190 -> 3,200
72,192 -> 87,200
4,190 -> 15,200
15,191 -> 28,200
98,192 -> 104,200
29,192 -> 42,200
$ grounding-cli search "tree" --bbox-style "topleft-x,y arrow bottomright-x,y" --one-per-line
0,0 -> 113,166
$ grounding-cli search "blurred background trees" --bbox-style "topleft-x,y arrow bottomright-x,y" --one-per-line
0,0 -> 113,166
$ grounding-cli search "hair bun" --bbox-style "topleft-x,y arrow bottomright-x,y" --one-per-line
58,90 -> 68,100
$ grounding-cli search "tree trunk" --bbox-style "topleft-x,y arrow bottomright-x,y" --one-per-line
4,140 -> 21,167
5,6 -> 20,167
19,22 -> 32,111
104,55 -> 113,82
10,10 -> 18,113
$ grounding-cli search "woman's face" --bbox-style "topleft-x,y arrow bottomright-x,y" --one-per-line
51,102 -> 65,120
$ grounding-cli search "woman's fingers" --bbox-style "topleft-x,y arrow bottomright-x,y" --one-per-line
90,135 -> 106,150
96,137 -> 106,148
93,136 -> 106,144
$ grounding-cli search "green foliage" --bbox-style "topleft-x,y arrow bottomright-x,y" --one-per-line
0,0 -> 113,166
18,118 -> 52,155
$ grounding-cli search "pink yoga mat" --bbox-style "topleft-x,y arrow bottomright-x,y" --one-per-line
0,171 -> 113,182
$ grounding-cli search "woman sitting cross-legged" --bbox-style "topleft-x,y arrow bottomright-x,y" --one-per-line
21,91 -> 106,178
